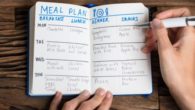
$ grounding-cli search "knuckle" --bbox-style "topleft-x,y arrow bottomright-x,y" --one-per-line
64,101 -> 74,109
74,92 -> 89,103
182,7 -> 191,15
182,7 -> 190,12
81,102 -> 89,107
77,95 -> 85,101
101,102 -> 108,107
80,102 -> 91,109
94,95 -> 104,101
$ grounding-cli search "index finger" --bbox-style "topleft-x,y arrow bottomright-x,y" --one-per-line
156,8 -> 191,19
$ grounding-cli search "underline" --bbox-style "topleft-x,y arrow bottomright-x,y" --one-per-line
92,24 -> 146,29
93,42 -> 144,45
44,74 -> 148,77
91,13 -> 144,19
46,59 -> 89,63
93,59 -> 148,62
39,13 -> 144,20
47,41 -> 89,46
39,14 -> 88,20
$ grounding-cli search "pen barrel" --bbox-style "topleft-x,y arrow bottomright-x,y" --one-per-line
187,16 -> 195,26
162,16 -> 195,28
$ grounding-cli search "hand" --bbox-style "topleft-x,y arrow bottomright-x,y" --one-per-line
142,8 -> 195,109
49,88 -> 113,110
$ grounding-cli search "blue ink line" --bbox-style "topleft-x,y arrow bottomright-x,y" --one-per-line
92,24 -> 145,29
91,13 -> 144,20
109,13 -> 144,17
39,13 -> 144,20
39,14 -> 89,20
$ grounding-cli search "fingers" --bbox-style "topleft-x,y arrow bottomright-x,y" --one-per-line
145,28 -> 153,39
151,19 -> 173,53
154,7 -> 195,53
156,7 -> 191,19
49,91 -> 63,110
142,28 -> 157,53
98,91 -> 113,110
178,26 -> 195,52
51,89 -> 113,110
62,90 -> 91,110
78,88 -> 106,110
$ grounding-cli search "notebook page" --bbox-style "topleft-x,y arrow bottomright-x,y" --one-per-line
30,2 -> 91,95
91,3 -> 152,94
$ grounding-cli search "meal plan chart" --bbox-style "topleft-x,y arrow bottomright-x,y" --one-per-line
29,2 -> 152,95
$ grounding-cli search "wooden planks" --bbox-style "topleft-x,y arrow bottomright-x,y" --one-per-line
0,7 -> 27,79
0,0 -> 194,7
0,7 -> 15,21
0,0 -> 194,109
0,78 -> 50,110
0,7 -> 15,30
160,96 -> 179,110
157,6 -> 195,16
0,88 -> 50,110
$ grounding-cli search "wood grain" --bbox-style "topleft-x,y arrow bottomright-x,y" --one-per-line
0,0 -> 194,109
157,6 -> 195,16
0,60 -> 26,68
0,88 -> 50,110
0,22 -> 15,30
0,0 -> 194,7
0,30 -> 26,37
160,96 -> 179,110
0,7 -> 15,21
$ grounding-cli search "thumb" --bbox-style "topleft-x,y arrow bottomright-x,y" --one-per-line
49,91 -> 62,110
151,19 -> 172,52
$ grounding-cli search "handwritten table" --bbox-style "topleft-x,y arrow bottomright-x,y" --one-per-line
0,0 -> 194,110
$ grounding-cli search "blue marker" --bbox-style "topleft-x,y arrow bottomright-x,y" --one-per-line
85,4 -> 96,8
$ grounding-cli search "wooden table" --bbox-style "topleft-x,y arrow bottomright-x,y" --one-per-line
0,0 -> 194,110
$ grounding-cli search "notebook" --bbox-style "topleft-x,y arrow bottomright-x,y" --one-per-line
28,1 -> 152,96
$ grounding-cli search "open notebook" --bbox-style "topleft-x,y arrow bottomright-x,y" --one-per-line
29,1 -> 152,96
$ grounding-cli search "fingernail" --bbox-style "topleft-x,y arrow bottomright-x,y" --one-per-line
151,19 -> 162,29
81,90 -> 90,97
56,91 -> 62,97
106,91 -> 112,99
96,88 -> 106,96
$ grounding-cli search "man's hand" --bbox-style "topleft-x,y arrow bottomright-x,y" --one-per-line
49,88 -> 113,110
142,8 -> 195,110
